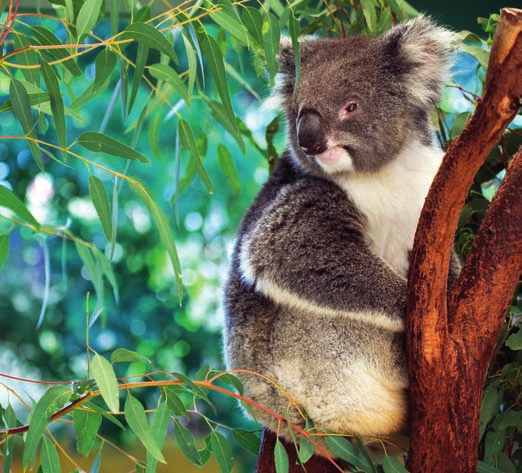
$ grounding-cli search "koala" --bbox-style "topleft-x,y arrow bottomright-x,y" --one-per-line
223,16 -> 459,452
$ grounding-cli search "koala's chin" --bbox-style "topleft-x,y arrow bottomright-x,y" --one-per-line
223,15 -> 459,460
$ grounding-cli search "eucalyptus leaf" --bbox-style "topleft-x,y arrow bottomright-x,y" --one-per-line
89,175 -> 112,242
211,431 -> 234,473
174,418 -> 201,465
274,438 -> 289,473
148,63 -> 190,105
231,429 -> 261,455
0,185 -> 40,229
111,348 -> 151,364
0,233 -> 9,269
77,131 -> 149,163
73,408 -> 102,456
76,0 -> 104,41
22,386 -> 72,470
40,436 -> 61,473
124,395 -> 166,463
120,23 -> 178,64
91,353 -> 119,413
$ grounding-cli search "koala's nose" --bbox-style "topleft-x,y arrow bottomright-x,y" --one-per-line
297,110 -> 327,156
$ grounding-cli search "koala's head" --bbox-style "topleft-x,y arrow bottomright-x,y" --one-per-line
276,16 -> 454,176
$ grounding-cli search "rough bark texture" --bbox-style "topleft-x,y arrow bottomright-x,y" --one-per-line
406,8 -> 522,473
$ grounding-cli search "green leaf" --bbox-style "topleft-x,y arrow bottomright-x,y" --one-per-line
209,101 -> 243,152
478,460 -> 505,473
76,0 -> 103,40
382,455 -> 408,473
174,418 -> 201,465
40,436 -> 61,473
215,371 -> 243,395
91,353 -> 119,413
77,131 -> 149,163
88,175 -> 112,241
325,435 -> 373,472
23,386 -> 72,470
0,185 -> 40,229
288,12 -> 300,91
361,0 -> 378,32
74,241 -> 104,310
31,26 -> 82,77
120,23 -> 178,64
13,34 -> 41,86
111,348 -> 151,364
0,233 -> 9,269
129,43 -> 149,114
178,119 -> 213,194
148,63 -> 190,105
9,79 -> 42,169
181,32 -> 197,99
217,144 -> 241,194
170,371 -> 212,407
201,36 -> 235,126
145,401 -> 171,473
232,429 -> 261,455
124,395 -> 166,463
129,181 -> 183,299
241,7 -> 264,46
211,5 -> 248,45
211,431 -> 234,473
297,434 -> 315,465
41,61 -> 66,159
93,48 -> 118,94
506,330 -> 522,350
274,437 -> 289,473
73,408 -> 102,456
163,385 -> 189,418
3,402 -> 16,473
262,12 -> 281,84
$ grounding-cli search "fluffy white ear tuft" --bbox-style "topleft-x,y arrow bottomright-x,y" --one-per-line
382,15 -> 455,106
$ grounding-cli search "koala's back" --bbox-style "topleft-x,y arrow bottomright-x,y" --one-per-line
224,154 -> 409,437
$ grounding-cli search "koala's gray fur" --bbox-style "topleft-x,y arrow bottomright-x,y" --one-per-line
223,16 -> 460,450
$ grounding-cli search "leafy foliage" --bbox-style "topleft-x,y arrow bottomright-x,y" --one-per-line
0,0 -> 520,472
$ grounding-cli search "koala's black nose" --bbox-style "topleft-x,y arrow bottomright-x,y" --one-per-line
297,110 -> 327,156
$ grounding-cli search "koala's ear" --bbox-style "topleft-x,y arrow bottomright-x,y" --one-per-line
277,38 -> 296,76
381,15 -> 455,106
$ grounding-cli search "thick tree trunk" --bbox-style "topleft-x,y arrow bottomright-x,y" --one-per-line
406,8 -> 522,473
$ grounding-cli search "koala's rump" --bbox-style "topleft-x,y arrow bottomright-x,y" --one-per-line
225,294 -> 408,437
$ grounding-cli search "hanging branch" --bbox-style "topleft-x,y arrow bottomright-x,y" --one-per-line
406,7 -> 522,473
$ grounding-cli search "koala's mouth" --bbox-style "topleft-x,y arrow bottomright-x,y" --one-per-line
314,145 -> 354,173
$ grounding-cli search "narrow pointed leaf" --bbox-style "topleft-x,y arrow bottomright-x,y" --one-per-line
0,185 -> 40,229
174,418 -> 201,465
92,246 -> 119,304
13,34 -> 40,86
217,144 -> 241,193
41,61 -> 66,159
76,0 -> 103,41
9,79 -> 42,169
209,101 -> 244,152
148,63 -> 189,105
40,436 -> 61,473
241,7 -> 264,46
231,429 -> 260,455
75,241 -> 104,309
120,23 -> 178,64
73,408 -> 103,456
274,438 -> 289,473
94,48 -> 118,94
0,233 -> 9,269
178,119 -> 213,194
262,12 -> 281,84
111,348 -> 150,364
128,43 -> 148,114
382,455 -> 408,473
289,12 -> 301,91
91,353 -> 119,413
325,436 -> 372,472
211,6 -> 248,44
211,431 -> 234,473
32,26 -> 82,77
201,36 -> 235,127
88,175 -> 112,241
163,386 -> 188,418
22,386 -> 72,470
129,182 -> 183,298
181,33 -> 197,98
124,395 -> 166,463
145,401 -> 170,473
77,131 -> 149,163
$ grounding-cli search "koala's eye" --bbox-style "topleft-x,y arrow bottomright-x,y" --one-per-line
344,102 -> 358,113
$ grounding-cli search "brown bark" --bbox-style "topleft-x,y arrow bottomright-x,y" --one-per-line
406,8 -> 522,473
255,428 -> 340,473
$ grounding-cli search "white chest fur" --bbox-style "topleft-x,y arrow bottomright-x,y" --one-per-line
335,140 -> 443,277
